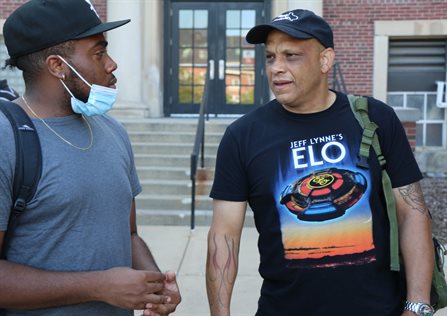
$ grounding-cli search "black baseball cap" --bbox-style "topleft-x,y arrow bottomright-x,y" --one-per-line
246,9 -> 333,48
3,0 -> 131,59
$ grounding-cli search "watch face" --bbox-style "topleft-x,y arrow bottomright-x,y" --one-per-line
419,304 -> 434,316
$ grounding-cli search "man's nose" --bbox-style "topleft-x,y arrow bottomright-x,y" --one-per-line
270,57 -> 286,73
106,55 -> 118,73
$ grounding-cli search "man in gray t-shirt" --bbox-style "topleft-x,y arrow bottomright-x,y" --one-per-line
0,1 -> 180,315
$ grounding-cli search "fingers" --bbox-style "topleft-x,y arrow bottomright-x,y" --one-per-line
143,294 -> 171,306
143,271 -> 166,282
141,309 -> 161,316
164,270 -> 176,282
144,302 -> 177,315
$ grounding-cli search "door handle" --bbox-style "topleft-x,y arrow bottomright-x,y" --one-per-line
218,59 -> 225,80
209,60 -> 215,80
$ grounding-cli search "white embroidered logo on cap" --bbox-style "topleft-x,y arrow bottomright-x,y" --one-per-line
273,12 -> 299,22
84,0 -> 99,18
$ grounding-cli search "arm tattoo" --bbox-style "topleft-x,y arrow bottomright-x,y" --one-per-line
397,182 -> 430,218
207,232 -> 238,310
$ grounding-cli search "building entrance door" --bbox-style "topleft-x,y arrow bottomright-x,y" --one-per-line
165,1 -> 269,115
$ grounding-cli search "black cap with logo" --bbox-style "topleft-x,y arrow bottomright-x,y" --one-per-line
246,9 -> 333,48
3,0 -> 131,59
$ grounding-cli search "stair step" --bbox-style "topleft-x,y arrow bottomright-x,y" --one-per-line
136,166 -> 215,180
135,154 -> 216,168
129,131 -> 223,143
135,194 -> 212,210
135,209 -> 255,227
140,179 -> 212,195
132,142 -> 219,156
118,117 -> 234,224
121,118 -> 233,133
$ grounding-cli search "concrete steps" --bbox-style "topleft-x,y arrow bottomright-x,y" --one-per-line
118,118 -> 235,225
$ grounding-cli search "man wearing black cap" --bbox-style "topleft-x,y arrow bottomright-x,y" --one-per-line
0,1 -> 180,315
206,9 -> 433,316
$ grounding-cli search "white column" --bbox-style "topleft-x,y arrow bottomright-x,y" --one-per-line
141,0 -> 163,117
287,0 -> 323,15
107,0 -> 147,116
272,0 -> 323,17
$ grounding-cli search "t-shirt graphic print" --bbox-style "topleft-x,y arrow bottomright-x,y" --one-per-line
276,132 -> 375,269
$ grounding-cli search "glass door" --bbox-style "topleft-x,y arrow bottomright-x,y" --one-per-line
166,1 -> 268,115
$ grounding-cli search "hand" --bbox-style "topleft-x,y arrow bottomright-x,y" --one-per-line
141,271 -> 181,315
97,267 -> 170,310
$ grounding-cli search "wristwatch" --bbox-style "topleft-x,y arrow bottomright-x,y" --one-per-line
404,301 -> 434,316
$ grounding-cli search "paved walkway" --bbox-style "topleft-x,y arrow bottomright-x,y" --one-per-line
135,225 -> 447,316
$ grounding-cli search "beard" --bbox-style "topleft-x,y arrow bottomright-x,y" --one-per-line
64,69 -> 90,103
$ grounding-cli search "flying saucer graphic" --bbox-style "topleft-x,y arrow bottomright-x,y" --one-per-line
280,168 -> 367,222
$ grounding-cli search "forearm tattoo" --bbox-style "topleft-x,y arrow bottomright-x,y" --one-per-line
397,182 -> 430,218
207,232 -> 238,310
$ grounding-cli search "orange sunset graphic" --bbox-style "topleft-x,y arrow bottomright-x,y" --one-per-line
277,167 -> 375,269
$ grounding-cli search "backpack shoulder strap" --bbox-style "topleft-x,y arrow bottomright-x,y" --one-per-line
347,94 -> 400,271
0,100 -> 42,214
0,100 -> 42,246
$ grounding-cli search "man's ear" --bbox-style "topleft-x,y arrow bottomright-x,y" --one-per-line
46,55 -> 66,80
320,48 -> 335,74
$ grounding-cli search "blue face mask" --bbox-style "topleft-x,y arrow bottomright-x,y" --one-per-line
58,55 -> 117,116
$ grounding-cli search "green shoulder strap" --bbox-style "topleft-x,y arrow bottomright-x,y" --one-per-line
347,94 -> 400,272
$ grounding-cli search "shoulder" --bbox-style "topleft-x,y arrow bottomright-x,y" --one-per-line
92,114 -> 129,135
364,96 -> 402,133
366,96 -> 396,116
227,100 -> 279,132
0,110 -> 16,177
0,109 -> 15,137
346,94 -> 399,129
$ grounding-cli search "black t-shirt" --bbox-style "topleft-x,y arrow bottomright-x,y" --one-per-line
210,92 -> 422,316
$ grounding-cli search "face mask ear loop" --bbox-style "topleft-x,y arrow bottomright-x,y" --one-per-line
57,55 -> 92,88
59,79 -> 75,98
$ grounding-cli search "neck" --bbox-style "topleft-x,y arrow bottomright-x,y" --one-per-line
282,90 -> 337,114
22,90 -> 74,118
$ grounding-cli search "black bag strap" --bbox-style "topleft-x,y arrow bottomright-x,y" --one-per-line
0,100 -> 42,258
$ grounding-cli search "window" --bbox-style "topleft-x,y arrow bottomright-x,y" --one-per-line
387,39 -> 447,148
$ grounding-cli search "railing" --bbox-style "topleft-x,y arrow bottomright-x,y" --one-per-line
190,73 -> 210,230
436,81 -> 447,108
332,63 -> 348,94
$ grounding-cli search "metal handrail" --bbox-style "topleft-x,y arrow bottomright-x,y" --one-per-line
190,72 -> 210,230
332,63 -> 348,94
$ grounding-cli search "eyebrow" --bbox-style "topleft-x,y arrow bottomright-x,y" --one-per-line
96,40 -> 108,48
90,40 -> 108,50
264,48 -> 300,55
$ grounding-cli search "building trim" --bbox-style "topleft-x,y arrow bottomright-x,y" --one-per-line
374,19 -> 447,102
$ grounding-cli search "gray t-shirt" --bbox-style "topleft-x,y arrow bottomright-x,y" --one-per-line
0,111 -> 142,315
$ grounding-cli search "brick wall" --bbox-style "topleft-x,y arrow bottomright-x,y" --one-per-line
1,0 -> 108,21
403,121 -> 417,151
323,0 -> 447,96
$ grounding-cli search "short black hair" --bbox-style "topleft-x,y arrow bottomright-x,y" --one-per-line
3,40 -> 75,85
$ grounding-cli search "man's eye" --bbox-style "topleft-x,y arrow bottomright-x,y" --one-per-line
286,53 -> 300,60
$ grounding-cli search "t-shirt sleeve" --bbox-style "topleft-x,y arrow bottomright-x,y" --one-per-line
105,115 -> 142,198
121,127 -> 142,198
210,126 -> 249,201
371,98 -> 423,188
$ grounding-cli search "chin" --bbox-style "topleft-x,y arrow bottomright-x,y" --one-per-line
276,96 -> 293,106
